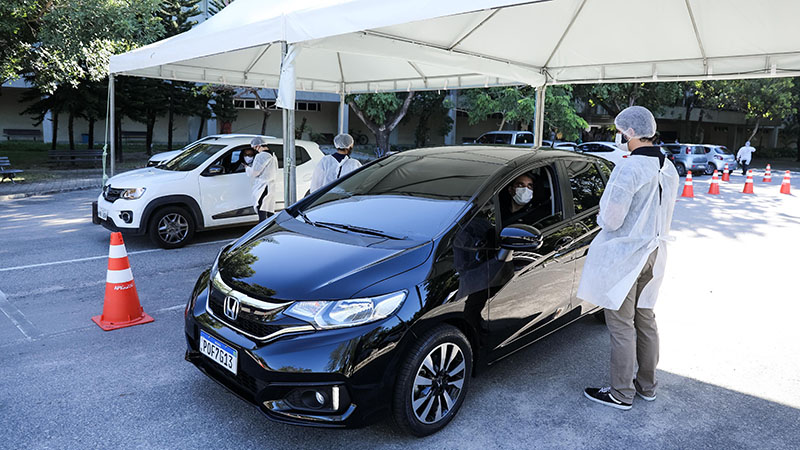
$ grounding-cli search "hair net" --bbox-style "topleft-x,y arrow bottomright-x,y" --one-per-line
334,133 -> 354,149
614,106 -> 657,139
250,136 -> 268,147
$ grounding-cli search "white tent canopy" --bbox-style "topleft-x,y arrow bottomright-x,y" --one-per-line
111,0 -> 800,92
107,0 -> 800,203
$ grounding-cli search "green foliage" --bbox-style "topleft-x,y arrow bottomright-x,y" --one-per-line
347,93 -> 404,124
543,85 -> 588,141
208,0 -> 233,15
0,0 -> 40,84
574,82 -> 683,117
699,79 -> 796,122
405,91 -> 453,147
26,0 -> 164,93
158,0 -> 200,37
206,85 -> 238,125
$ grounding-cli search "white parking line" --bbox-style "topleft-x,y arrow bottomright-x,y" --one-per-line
0,238 -> 232,273
0,288 -> 41,341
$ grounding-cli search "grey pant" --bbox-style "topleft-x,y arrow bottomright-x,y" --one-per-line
604,249 -> 659,403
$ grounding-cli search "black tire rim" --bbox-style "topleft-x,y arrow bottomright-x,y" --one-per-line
411,342 -> 466,424
157,213 -> 189,244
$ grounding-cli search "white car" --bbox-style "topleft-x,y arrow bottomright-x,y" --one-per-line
575,141 -> 630,166
93,135 -> 323,248
146,135 -> 277,167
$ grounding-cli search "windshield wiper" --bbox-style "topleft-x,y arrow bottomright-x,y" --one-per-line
315,221 -> 407,240
297,211 -> 345,234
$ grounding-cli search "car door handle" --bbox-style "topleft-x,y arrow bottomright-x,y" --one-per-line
555,236 -> 574,249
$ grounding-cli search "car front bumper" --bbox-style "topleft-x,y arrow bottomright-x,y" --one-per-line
92,197 -> 145,235
183,275 -> 411,428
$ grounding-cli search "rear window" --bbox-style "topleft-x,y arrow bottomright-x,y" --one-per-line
515,133 -> 534,144
266,144 -> 310,168
716,146 -> 732,155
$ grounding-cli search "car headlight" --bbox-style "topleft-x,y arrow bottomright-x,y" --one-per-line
120,187 -> 146,199
284,291 -> 407,330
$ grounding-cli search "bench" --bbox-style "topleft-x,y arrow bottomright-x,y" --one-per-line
48,150 -> 104,167
3,128 -> 43,141
121,130 -> 147,143
0,157 -> 24,183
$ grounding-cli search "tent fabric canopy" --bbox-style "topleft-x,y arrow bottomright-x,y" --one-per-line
110,0 -> 800,93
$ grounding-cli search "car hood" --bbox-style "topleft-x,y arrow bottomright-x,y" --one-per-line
218,217 -> 433,301
106,167 -> 190,186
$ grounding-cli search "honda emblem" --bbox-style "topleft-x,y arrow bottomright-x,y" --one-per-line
224,295 -> 240,321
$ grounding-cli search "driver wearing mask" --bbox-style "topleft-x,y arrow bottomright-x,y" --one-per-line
500,173 -> 550,228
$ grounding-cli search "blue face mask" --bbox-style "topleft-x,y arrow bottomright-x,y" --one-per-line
244,156 -> 254,164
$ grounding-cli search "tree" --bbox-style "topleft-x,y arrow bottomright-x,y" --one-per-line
0,1 -> 41,87
347,92 -> 414,156
542,85 -> 589,142
699,78 -> 797,143
573,82 -> 683,118
207,86 -> 238,133
404,91 -> 453,147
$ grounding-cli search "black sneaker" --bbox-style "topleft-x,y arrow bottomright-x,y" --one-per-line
584,387 -> 632,410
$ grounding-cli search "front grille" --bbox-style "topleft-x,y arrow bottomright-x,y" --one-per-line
103,186 -> 123,202
203,357 -> 260,393
208,291 -> 286,339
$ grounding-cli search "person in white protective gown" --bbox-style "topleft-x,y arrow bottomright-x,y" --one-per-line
736,141 -> 756,176
309,133 -> 362,193
579,106 -> 679,410
245,136 -> 278,221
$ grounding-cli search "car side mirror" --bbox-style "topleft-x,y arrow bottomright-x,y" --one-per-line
499,224 -> 543,251
204,165 -> 224,176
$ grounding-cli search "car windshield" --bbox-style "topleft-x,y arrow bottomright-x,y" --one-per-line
160,143 -> 226,171
300,153 -> 498,239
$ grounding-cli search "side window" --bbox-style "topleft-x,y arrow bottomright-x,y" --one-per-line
692,146 -> 706,155
210,146 -> 249,174
566,160 -> 605,214
477,134 -> 492,144
296,146 -> 311,165
495,134 -> 512,144
597,161 -> 612,182
499,165 -> 562,230
516,133 -> 533,144
267,144 -> 310,168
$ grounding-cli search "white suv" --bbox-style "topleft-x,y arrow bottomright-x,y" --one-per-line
92,135 -> 323,248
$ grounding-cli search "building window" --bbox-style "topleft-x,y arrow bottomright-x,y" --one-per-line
234,99 -> 320,111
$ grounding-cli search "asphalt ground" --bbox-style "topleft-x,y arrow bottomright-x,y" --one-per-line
1,172 -> 799,449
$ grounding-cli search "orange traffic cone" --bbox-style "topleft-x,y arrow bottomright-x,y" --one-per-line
763,164 -> 772,182
780,170 -> 792,195
92,232 -> 154,331
708,170 -> 720,195
681,171 -> 694,198
722,164 -> 730,182
742,170 -> 755,194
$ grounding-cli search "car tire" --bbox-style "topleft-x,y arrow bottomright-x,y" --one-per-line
676,163 -> 686,177
705,163 -> 715,175
391,325 -> 472,437
148,206 -> 195,249
593,309 -> 606,324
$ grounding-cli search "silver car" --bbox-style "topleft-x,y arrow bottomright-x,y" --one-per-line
474,131 -> 535,146
661,143 -> 712,176
702,145 -> 738,172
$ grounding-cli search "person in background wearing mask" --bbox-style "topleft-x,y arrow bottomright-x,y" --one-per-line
310,133 -> 362,192
736,140 -> 756,176
578,106 -> 679,410
245,136 -> 278,221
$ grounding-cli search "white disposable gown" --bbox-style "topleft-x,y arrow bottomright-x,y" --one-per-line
576,154 -> 680,310
245,151 -> 278,214
310,154 -> 362,192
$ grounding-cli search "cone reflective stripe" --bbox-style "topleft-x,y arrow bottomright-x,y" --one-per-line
708,170 -> 720,195
681,171 -> 694,198
742,170 -> 755,194
92,232 -> 153,331
722,164 -> 730,182
763,164 -> 772,182
780,170 -> 792,194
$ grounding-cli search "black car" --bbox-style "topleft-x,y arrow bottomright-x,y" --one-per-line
184,146 -> 610,436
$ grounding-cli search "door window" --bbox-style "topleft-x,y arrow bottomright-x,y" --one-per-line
266,144 -> 311,168
494,133 -> 512,144
209,145 -> 250,175
515,133 -> 534,144
566,160 -> 606,214
498,165 -> 562,230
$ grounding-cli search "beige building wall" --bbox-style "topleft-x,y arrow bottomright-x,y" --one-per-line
0,88 -> 42,136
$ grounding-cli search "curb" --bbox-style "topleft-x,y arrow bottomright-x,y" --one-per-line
0,182 -> 100,202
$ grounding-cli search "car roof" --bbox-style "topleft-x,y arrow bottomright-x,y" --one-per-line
481,131 -> 532,135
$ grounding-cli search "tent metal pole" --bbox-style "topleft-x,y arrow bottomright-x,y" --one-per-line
281,42 -> 297,206
338,93 -> 346,134
109,74 -> 116,177
534,85 -> 546,148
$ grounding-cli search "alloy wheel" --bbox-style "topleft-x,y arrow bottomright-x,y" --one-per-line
157,213 -> 189,244
410,342 -> 466,424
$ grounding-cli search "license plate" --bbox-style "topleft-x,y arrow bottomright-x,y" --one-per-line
199,330 -> 238,375
97,207 -> 108,220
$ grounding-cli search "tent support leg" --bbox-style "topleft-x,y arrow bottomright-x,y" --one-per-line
534,85 -> 546,148
281,42 -> 297,207
109,74 -> 116,178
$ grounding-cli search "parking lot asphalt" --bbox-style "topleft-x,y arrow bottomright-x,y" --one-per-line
1,173 -> 799,449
